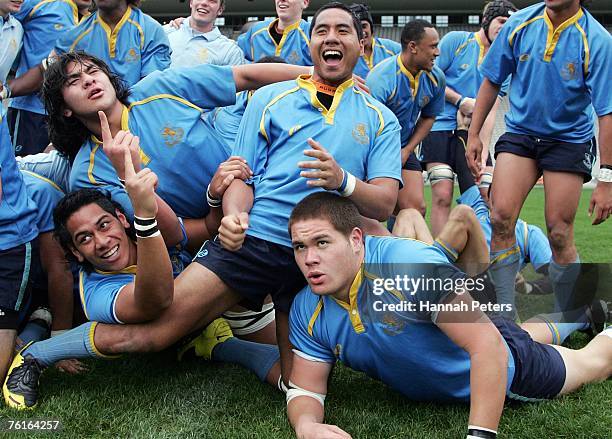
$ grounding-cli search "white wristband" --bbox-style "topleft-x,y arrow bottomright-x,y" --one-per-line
597,167 -> 612,183
339,171 -> 356,197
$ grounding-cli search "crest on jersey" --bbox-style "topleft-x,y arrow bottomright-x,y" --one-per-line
198,48 -> 209,62
287,50 -> 300,64
126,48 -> 141,63
519,53 -> 530,62
352,123 -> 369,145
381,312 -> 406,336
561,62 -> 577,80
161,125 -> 185,147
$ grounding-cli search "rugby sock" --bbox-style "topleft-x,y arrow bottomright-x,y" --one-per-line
22,322 -> 107,367
212,337 -> 280,382
433,238 -> 459,263
533,312 -> 589,344
17,321 -> 49,346
489,245 -> 520,319
549,256 -> 581,313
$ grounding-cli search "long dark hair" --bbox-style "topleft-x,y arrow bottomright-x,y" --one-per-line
42,51 -> 130,162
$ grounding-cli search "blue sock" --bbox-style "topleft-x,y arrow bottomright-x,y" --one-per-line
534,311 -> 589,344
212,337 -> 280,382
549,256 -> 581,313
22,322 -> 110,367
489,245 -> 521,319
18,322 -> 49,346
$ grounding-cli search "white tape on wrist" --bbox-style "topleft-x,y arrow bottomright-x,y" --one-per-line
339,171 -> 356,197
597,167 -> 612,183
286,380 -> 326,407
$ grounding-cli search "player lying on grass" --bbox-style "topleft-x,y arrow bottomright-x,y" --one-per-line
286,192 -> 612,439
2,146 -> 283,409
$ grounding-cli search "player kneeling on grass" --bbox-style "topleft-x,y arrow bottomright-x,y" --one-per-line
285,192 -> 612,439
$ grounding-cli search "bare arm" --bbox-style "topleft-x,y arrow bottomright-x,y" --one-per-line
436,293 -> 508,432
401,115 -> 435,164
288,354 -> 351,439
589,113 -> 612,225
7,63 -> 45,97
217,179 -> 255,251
232,63 -> 310,93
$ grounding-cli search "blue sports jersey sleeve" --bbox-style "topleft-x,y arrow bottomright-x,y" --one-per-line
421,69 -> 446,117
21,171 -> 64,233
81,272 -> 132,324
140,16 -> 172,77
289,289 -> 336,363
585,32 -> 612,117
236,27 -> 253,62
480,17 -> 519,85
366,62 -> 394,103
436,31 -> 464,72
132,64 -> 236,110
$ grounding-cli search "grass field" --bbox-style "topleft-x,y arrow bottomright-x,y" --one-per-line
1,188 -> 610,438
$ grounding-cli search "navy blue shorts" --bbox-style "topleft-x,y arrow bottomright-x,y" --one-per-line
194,235 -> 306,313
492,317 -> 566,401
403,151 -> 422,171
7,108 -> 50,157
494,133 -> 596,183
0,240 -> 38,329
419,131 -> 457,167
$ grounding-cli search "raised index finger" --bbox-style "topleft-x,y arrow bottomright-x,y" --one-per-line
98,111 -> 112,145
123,143 -> 136,179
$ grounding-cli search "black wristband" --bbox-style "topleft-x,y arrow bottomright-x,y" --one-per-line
467,428 -> 497,439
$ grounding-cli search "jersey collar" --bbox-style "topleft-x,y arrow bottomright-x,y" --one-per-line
268,18 -> 302,55
332,265 -> 365,334
297,74 -> 354,125
97,6 -> 133,58
542,7 -> 584,62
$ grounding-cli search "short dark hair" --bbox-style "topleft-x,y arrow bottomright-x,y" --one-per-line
289,192 -> 362,238
53,189 -> 134,272
400,19 -> 435,51
348,3 -> 373,30
256,55 -> 288,64
309,2 -> 364,41
42,51 -> 130,163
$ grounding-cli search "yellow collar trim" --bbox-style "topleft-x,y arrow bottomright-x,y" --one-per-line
362,37 -> 376,70
473,32 -> 486,65
397,55 -> 423,99
296,75 -> 354,125
543,7 -> 584,62
332,266 -> 365,333
97,6 -> 132,58
94,265 -> 137,275
268,18 -> 302,56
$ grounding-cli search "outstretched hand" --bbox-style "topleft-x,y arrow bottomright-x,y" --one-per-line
298,138 -> 344,190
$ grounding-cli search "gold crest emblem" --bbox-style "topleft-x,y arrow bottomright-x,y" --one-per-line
287,50 -> 299,64
561,62 -> 577,80
126,48 -> 140,63
161,125 -> 185,147
381,313 -> 406,336
351,123 -> 369,145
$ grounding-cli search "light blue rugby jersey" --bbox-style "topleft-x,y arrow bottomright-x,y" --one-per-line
237,18 -> 312,65
457,186 -> 551,270
481,3 -> 612,143
367,55 -> 446,146
290,235 -> 515,402
69,64 -> 236,219
354,37 -> 400,79
78,266 -> 135,324
233,75 -> 402,248
21,170 -> 65,233
0,116 -> 38,250
208,90 -> 252,151
432,31 -> 509,132
10,0 -> 78,115
55,6 -> 171,87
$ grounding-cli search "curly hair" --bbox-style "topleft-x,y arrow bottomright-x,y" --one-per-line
42,51 -> 130,162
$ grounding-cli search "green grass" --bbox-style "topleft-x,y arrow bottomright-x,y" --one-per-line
1,188 -> 610,438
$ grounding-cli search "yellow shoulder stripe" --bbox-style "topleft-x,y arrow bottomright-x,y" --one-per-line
127,18 -> 145,50
87,143 -> 101,185
355,90 -> 385,137
79,271 -> 89,320
259,86 -> 301,142
20,170 -> 65,194
574,22 -> 590,75
69,25 -> 94,52
508,15 -> 544,47
307,298 -> 324,336
128,94 -> 202,112
30,0 -> 77,25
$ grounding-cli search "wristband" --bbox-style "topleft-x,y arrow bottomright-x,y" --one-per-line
338,171 -> 356,197
0,83 -> 11,100
337,169 -> 348,192
597,167 -> 612,183
206,184 -> 222,208
456,95 -> 465,107
134,216 -> 160,238
467,426 -> 497,439
118,177 -> 126,188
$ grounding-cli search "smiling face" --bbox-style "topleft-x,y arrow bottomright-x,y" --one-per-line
291,218 -> 363,299
189,0 -> 223,29
408,27 -> 440,72
60,60 -> 118,120
310,7 -> 363,86
275,0 -> 308,24
67,203 -> 135,272
0,0 -> 23,16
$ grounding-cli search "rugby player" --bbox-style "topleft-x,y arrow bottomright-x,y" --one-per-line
3,2 -> 401,409
237,0 -> 312,65
466,0 -> 612,319
348,3 -> 400,79
367,19 -> 445,216
286,192 -> 612,439
421,0 -> 516,236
